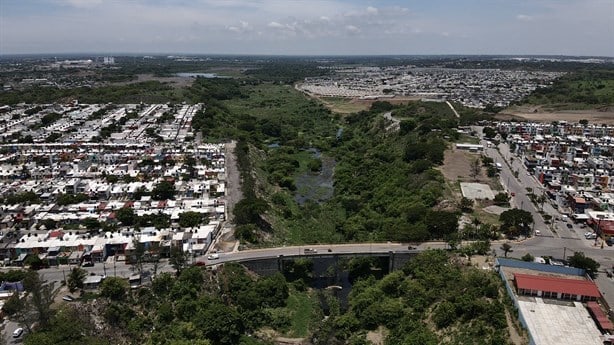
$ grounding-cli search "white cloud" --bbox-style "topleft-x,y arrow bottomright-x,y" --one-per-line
267,21 -> 284,29
345,25 -> 360,34
54,0 -> 103,8
366,6 -> 379,15
516,14 -> 533,21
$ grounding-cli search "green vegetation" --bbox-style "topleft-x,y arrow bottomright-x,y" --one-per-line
312,250 -> 510,345
567,252 -> 600,278
285,292 -> 316,337
0,81 -> 182,105
522,70 -> 614,109
11,251 -> 512,345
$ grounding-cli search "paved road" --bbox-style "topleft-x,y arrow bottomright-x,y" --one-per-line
473,127 -> 614,306
2,319 -> 22,344
196,242 -> 421,265
478,133 -> 552,237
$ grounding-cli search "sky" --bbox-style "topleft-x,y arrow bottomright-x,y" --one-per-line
0,0 -> 613,56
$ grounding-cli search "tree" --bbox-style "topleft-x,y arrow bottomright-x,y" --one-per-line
170,246 -> 189,275
235,224 -> 258,243
500,243 -> 513,258
67,267 -> 87,293
567,252 -> 600,278
499,208 -> 533,237
178,211 -> 205,228
152,180 -> 176,200
233,197 -> 268,225
521,253 -> 535,262
494,192 -> 510,205
579,119 -> 589,127
459,197 -> 473,213
425,210 -> 459,239
4,271 -> 57,331
469,158 -> 481,181
486,165 -> 497,177
2,292 -> 32,332
100,277 -> 128,301
196,302 -> 244,345
115,207 -> 136,226
483,127 -> 497,139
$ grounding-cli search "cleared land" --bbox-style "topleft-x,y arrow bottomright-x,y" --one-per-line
304,93 -> 422,114
497,105 -> 614,124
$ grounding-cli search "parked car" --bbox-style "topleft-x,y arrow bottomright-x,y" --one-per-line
82,261 -> 94,267
566,223 -> 573,229
62,295 -> 75,302
13,327 -> 23,338
607,238 -> 614,247
207,254 -> 219,260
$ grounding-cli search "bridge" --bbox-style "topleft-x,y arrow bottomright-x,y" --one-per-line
203,242 -> 436,276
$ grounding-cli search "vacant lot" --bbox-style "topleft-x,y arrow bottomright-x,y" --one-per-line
306,94 -> 422,114
497,105 -> 614,124
439,148 -> 490,185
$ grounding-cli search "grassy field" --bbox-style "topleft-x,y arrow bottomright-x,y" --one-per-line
317,96 -> 371,114
285,291 -> 317,337
224,84 -> 313,118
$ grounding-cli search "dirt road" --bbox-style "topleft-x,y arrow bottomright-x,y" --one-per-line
224,140 -> 242,223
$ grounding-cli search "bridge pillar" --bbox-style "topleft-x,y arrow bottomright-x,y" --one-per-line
389,251 -> 394,272
278,255 -> 284,273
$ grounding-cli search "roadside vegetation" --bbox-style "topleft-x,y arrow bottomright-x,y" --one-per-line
2,250 -> 526,345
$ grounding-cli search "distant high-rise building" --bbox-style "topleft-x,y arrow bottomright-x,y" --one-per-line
103,56 -> 115,65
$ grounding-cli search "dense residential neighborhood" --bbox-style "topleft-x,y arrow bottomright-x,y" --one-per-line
0,103 -> 226,268
298,66 -> 564,108
498,121 -> 614,239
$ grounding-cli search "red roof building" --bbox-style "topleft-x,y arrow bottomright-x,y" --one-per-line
514,273 -> 601,302
587,301 -> 614,332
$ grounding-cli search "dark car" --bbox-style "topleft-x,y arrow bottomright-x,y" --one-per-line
82,261 -> 94,267
607,238 -> 614,247
566,223 -> 573,229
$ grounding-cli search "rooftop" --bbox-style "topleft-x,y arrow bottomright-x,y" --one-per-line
514,273 -> 601,298
517,298 -> 602,345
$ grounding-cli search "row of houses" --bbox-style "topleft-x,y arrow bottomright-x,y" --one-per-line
497,121 -> 614,237
0,103 -> 229,266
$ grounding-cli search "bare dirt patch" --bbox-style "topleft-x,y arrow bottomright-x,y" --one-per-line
497,105 -> 614,124
438,148 -> 492,187
366,326 -> 389,345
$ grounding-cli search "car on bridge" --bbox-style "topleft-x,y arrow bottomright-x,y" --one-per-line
304,248 -> 317,254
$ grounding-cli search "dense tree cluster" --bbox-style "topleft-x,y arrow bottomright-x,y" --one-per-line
312,250 -> 510,345
523,70 -> 614,106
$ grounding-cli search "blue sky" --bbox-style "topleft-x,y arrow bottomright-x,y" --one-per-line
1,0 -> 612,56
